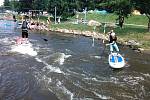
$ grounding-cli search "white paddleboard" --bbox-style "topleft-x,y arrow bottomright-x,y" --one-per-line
108,53 -> 125,68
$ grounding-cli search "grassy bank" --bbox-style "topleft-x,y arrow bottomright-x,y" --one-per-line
19,13 -> 150,49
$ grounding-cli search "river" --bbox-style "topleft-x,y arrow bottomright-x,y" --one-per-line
0,20 -> 150,100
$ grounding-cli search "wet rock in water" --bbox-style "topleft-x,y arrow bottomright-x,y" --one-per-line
126,40 -> 141,49
127,40 -> 140,46
123,40 -> 145,53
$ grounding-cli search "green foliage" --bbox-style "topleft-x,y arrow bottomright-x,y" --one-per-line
9,1 -> 20,11
51,23 -> 93,32
132,0 -> 150,31
32,0 -> 48,10
132,0 -> 150,15
4,0 -> 10,7
47,0 -> 75,19
100,0 -> 133,17
18,0 -> 33,12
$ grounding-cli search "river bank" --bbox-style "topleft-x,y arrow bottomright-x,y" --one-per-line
14,13 -> 150,54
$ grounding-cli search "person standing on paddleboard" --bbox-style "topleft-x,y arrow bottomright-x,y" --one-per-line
107,30 -> 119,53
22,17 -> 29,39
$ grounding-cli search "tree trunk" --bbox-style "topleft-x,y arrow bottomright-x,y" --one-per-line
148,20 -> 150,32
146,14 -> 150,32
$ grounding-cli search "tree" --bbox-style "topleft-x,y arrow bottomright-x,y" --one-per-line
100,0 -> 133,28
47,0 -> 75,19
4,0 -> 10,7
132,0 -> 150,32
9,0 -> 20,11
18,0 -> 33,13
32,0 -> 48,10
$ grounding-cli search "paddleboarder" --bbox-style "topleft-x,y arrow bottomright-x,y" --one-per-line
22,17 -> 29,38
107,30 -> 119,53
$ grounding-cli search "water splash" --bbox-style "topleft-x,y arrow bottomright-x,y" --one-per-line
93,91 -> 111,100
56,81 -> 74,100
35,57 -> 63,74
42,52 -> 71,65
11,42 -> 37,56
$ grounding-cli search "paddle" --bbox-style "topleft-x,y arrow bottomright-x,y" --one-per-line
100,39 -> 107,56
105,42 -> 115,46
92,26 -> 96,47
43,38 -> 48,41
39,30 -> 48,42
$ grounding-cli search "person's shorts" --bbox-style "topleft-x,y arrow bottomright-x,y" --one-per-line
22,29 -> 28,38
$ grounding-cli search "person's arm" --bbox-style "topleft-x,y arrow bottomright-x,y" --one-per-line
106,41 -> 115,46
27,22 -> 30,29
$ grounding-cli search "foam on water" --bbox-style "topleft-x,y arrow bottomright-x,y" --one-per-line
11,42 -> 37,56
54,53 -> 71,65
34,53 -> 74,99
41,52 -> 71,65
0,37 -> 14,45
35,57 -> 63,74
94,56 -> 101,59
56,81 -> 74,100
45,65 -> 63,74
93,91 -> 111,100
142,73 -> 150,78
123,76 -> 145,85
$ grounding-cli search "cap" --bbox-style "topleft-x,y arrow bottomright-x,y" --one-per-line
111,32 -> 115,36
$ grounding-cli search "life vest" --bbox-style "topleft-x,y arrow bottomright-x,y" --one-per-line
22,21 -> 28,29
109,35 -> 117,43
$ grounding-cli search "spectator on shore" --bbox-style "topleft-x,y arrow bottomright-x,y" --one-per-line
118,15 -> 124,28
58,17 -> 60,24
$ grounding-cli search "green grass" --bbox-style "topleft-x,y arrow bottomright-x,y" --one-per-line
51,23 -> 93,31
124,15 -> 148,25
73,13 -> 148,25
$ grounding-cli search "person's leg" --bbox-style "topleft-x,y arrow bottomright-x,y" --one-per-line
25,31 -> 28,38
113,43 -> 119,52
22,31 -> 25,38
120,22 -> 123,28
110,44 -> 113,53
26,32 -> 28,38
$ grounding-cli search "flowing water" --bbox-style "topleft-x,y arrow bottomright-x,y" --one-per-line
0,20 -> 150,100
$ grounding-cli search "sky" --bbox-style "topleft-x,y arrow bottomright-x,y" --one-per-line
0,0 -> 4,6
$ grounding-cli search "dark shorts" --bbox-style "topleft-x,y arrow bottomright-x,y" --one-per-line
22,29 -> 28,38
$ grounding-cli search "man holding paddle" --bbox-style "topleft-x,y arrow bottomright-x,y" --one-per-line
22,17 -> 29,38
106,30 -> 119,53
16,16 -> 29,44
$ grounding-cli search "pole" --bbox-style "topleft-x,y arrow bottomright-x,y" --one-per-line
84,7 -> 87,24
104,23 -> 106,34
92,26 -> 96,47
55,6 -> 57,24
